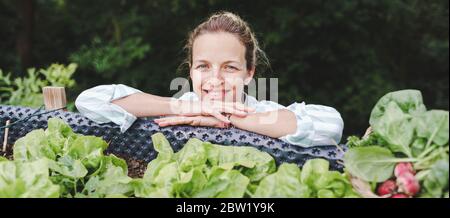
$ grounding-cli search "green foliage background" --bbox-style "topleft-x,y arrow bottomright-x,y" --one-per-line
0,0 -> 448,137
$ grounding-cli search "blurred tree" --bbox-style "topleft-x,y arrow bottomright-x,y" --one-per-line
16,0 -> 34,68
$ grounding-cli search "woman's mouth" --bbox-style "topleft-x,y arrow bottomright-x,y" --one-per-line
202,89 -> 230,100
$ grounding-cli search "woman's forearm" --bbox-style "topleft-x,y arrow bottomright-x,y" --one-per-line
229,109 -> 297,138
111,92 -> 179,117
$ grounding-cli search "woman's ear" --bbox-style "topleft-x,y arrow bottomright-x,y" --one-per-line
244,67 -> 255,85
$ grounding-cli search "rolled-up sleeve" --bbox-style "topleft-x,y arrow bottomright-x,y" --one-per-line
75,84 -> 142,133
279,102 -> 344,147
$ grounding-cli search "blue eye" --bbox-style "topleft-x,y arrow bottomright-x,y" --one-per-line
225,65 -> 238,71
196,64 -> 208,69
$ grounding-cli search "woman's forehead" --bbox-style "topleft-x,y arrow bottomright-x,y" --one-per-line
192,32 -> 246,63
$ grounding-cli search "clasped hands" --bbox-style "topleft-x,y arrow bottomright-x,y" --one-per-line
154,100 -> 254,128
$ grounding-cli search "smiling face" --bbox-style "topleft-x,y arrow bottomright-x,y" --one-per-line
190,32 -> 254,102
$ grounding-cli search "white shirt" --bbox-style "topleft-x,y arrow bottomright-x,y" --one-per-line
75,84 -> 344,147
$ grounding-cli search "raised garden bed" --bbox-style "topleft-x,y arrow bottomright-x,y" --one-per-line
0,104 -> 346,171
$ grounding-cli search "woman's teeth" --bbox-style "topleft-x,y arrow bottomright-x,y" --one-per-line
203,90 -> 229,98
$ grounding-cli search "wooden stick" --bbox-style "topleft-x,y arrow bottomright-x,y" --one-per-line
330,138 -> 345,154
2,120 -> 10,152
349,174 -> 381,198
363,126 -> 372,139
43,86 -> 67,110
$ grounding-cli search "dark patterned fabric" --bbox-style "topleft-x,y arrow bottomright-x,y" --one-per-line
0,105 -> 347,171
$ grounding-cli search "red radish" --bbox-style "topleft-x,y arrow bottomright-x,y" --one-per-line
394,162 -> 415,177
397,172 -> 420,196
391,193 -> 410,198
377,180 -> 397,196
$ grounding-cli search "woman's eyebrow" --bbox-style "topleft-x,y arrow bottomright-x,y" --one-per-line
193,60 -> 242,65
193,60 -> 209,64
222,60 -> 241,65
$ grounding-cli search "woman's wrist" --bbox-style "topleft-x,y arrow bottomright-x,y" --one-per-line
169,99 -> 188,115
228,114 -> 239,128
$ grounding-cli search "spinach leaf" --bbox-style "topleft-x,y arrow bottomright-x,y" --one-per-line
414,110 -> 449,146
371,101 -> 414,157
411,138 -> 427,157
370,89 -> 426,126
344,146 -> 398,182
420,158 -> 449,198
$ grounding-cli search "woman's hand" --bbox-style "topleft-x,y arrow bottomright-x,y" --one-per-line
154,115 -> 230,128
173,100 -> 254,123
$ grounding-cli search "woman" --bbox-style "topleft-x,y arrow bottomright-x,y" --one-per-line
75,11 -> 344,147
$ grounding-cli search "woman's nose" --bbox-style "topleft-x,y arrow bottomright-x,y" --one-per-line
205,76 -> 224,86
204,66 -> 224,84
211,66 -> 224,79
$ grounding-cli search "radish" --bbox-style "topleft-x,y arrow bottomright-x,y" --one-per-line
391,193 -> 410,198
377,179 -> 397,196
394,162 -> 415,177
397,172 -> 420,196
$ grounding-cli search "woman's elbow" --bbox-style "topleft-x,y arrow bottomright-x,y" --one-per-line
74,91 -> 91,114
329,113 -> 344,144
314,108 -> 344,145
74,88 -> 105,113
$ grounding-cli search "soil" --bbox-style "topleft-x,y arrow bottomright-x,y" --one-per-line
104,151 -> 148,178
0,144 -> 13,160
118,155 -> 148,178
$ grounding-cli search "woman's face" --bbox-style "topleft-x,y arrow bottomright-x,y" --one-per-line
190,32 -> 254,102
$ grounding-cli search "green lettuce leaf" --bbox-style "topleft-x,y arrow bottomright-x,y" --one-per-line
45,117 -> 78,155
13,129 -> 56,161
0,159 -> 60,198
67,135 -> 108,170
205,142 -> 276,182
175,138 -> 207,172
80,156 -> 133,198
253,163 -> 310,198
301,159 -> 358,198
193,167 -> 249,198
173,167 -> 208,198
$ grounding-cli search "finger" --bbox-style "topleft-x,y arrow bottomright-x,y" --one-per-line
204,102 -> 248,117
158,121 -> 185,127
154,116 -> 180,122
154,118 -> 174,124
157,121 -> 169,127
156,116 -> 189,125
219,105 -> 248,117
217,102 -> 253,115
158,118 -> 191,127
211,112 -> 230,123
233,102 -> 255,112
216,122 -> 228,128
224,101 -> 255,113
154,118 -> 166,123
